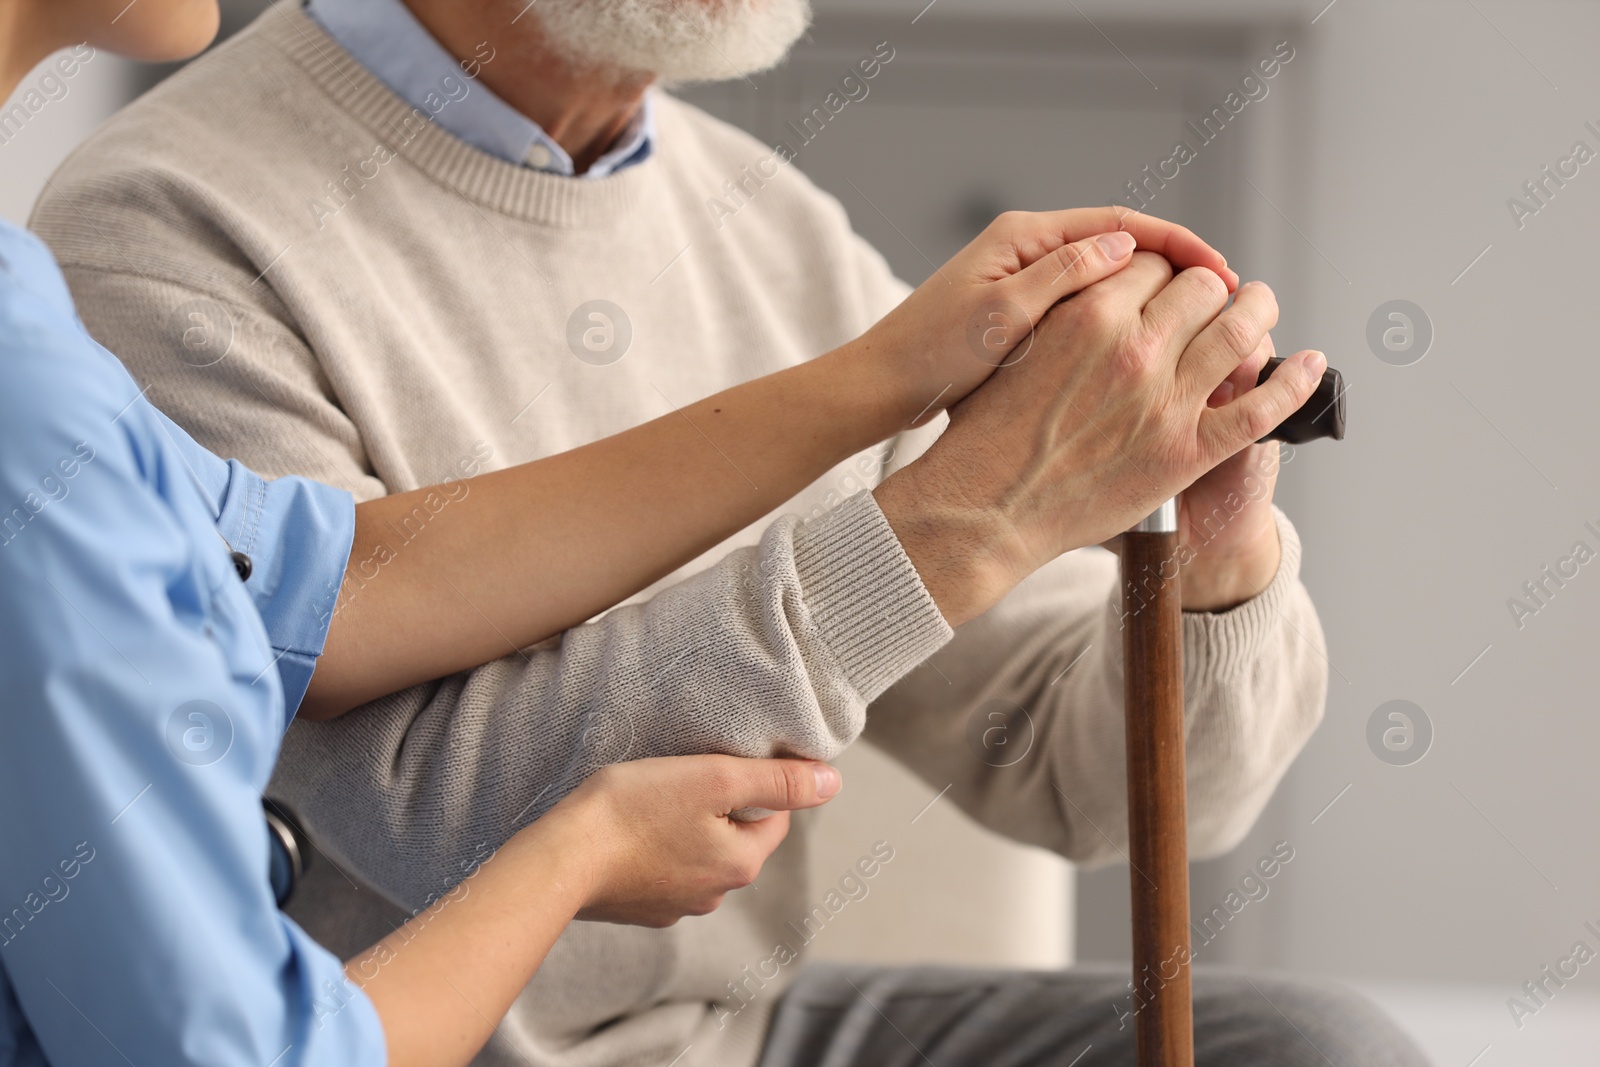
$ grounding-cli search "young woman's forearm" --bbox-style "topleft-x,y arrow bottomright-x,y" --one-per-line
300,342 -> 910,719
343,814 -> 591,1067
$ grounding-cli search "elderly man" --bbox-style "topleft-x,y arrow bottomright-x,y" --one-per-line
33,0 -> 1425,1063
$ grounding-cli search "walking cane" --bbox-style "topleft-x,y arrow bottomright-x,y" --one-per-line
1121,356 -> 1345,1066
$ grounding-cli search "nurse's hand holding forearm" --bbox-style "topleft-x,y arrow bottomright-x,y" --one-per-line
345,755 -> 838,1067
563,754 -> 841,927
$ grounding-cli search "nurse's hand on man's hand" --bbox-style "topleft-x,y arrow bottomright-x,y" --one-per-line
852,207 -> 1239,428
544,755 -> 841,928
876,251 -> 1326,628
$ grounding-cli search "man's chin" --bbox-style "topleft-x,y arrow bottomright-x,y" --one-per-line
533,0 -> 813,87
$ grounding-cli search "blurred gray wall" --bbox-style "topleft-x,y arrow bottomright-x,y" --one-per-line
1201,0 -> 1600,992
756,0 -> 1600,1001
0,53 -> 132,224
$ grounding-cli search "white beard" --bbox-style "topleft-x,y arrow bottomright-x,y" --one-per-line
529,0 -> 813,84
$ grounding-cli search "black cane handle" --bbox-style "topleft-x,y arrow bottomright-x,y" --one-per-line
1258,356 -> 1346,444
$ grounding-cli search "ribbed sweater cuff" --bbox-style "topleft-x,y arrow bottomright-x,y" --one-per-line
792,491 -> 953,703
1181,504 -> 1304,689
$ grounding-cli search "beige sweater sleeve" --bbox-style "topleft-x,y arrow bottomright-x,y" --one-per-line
861,507 -> 1328,865
272,488 -> 953,907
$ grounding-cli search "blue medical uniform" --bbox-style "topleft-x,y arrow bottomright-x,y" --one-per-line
0,219 -> 385,1065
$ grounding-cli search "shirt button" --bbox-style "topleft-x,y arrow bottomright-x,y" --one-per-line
231,551 -> 253,582
524,143 -> 555,169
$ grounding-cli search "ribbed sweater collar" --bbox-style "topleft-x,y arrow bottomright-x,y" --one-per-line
257,1 -> 656,227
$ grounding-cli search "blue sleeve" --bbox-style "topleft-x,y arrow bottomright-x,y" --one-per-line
0,293 -> 385,1064
145,403 -> 355,714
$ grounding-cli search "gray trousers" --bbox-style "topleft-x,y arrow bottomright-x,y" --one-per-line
756,965 -> 1430,1067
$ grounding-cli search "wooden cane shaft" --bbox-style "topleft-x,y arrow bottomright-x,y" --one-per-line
1121,529 -> 1194,1067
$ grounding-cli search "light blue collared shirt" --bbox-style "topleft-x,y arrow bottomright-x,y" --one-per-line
306,0 -> 655,176
0,219 -> 380,1065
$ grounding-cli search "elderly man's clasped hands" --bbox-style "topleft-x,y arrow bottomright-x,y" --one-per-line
837,206 -> 1324,628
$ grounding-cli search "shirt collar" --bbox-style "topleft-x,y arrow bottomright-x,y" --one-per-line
304,0 -> 654,177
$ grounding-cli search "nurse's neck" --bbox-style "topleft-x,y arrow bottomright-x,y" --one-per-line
0,2 -> 54,102
0,1 -> 220,112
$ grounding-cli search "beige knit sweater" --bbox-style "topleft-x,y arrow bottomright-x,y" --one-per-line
33,6 -> 1329,1065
